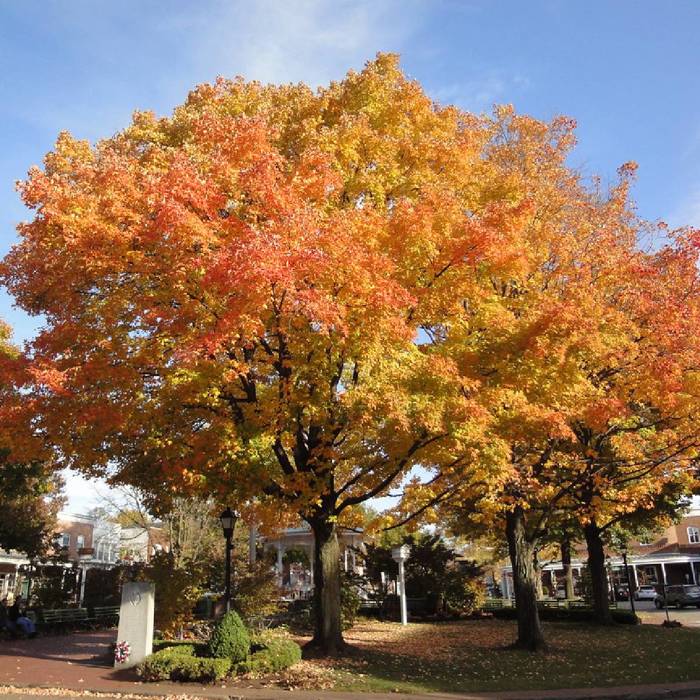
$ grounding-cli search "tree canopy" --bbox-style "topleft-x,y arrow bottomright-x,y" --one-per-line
3,53 -> 699,652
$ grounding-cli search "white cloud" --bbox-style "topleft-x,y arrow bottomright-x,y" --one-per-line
1,0 -> 424,143
164,0 -> 423,87
61,470 -> 110,515
430,71 -> 531,113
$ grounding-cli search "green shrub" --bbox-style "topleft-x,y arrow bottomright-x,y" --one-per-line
208,610 -> 250,662
137,645 -> 197,681
137,645 -> 231,682
611,609 -> 640,625
287,576 -> 360,631
489,605 -> 639,625
152,640 -> 207,654
237,636 -> 302,675
341,574 -> 361,629
444,574 -> 485,614
171,656 -> 231,682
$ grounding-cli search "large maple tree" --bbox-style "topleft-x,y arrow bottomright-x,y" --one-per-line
1,55 -> 521,651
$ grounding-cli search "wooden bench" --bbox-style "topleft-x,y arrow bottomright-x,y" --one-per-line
89,605 -> 120,627
38,607 -> 89,632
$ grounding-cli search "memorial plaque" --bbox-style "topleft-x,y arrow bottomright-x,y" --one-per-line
114,581 -> 155,669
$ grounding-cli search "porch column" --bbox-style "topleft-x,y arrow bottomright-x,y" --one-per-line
276,543 -> 285,574
691,562 -> 697,585
78,566 -> 88,605
248,525 -> 257,565
660,562 -> 667,585
631,563 -> 638,589
344,547 -> 349,572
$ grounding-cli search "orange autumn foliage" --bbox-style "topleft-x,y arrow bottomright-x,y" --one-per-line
4,54 -> 700,649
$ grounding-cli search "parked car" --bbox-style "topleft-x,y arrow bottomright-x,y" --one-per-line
654,585 -> 700,609
615,584 -> 629,600
634,585 -> 658,601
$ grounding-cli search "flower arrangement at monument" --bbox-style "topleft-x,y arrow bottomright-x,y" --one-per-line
114,641 -> 131,665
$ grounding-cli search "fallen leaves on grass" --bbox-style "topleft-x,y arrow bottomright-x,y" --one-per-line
0,686 -> 206,700
255,660 -> 341,690
292,618 -> 700,694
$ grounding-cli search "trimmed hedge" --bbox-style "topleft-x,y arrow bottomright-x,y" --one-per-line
137,645 -> 231,682
490,606 -> 639,625
172,657 -> 231,682
208,610 -> 250,662
237,637 -> 302,675
152,640 -> 207,653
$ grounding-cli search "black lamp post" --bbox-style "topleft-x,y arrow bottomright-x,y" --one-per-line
606,556 -> 616,604
621,543 -> 636,617
219,507 -> 238,613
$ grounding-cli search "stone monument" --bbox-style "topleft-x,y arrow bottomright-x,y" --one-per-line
114,581 -> 155,669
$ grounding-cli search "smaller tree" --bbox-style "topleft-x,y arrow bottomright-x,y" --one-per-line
134,551 -> 202,638
360,532 -> 484,616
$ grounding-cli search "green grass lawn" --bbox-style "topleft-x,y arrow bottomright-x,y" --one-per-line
295,618 -> 700,694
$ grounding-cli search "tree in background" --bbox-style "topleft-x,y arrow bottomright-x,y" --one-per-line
0,320 -> 63,559
396,120 -> 700,646
94,488 -> 280,631
564,233 -> 700,622
359,532 -> 484,617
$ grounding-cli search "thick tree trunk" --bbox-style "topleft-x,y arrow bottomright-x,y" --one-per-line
561,537 -> 575,600
505,507 -> 546,651
584,520 -> 612,624
308,518 -> 345,654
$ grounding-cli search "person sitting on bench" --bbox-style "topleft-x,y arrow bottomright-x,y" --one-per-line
8,597 -> 36,637
0,597 -> 14,636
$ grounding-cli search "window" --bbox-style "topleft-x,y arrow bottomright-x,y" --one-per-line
61,533 -> 70,548
76,535 -> 85,549
688,527 -> 700,544
638,566 -> 659,584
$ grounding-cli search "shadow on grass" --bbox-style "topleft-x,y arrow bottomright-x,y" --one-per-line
305,619 -> 700,694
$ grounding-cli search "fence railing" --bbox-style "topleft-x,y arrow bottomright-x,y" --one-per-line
482,597 -> 618,610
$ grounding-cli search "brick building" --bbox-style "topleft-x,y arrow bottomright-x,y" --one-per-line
0,512 -> 121,601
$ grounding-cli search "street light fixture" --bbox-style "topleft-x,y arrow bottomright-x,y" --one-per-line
391,545 -> 410,626
219,507 -> 238,613
606,556 -> 616,604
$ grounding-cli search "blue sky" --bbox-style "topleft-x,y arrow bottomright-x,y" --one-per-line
1,0 -> 699,510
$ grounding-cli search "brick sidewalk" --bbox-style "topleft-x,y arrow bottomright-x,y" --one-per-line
0,630 -> 134,689
3,631 -> 700,700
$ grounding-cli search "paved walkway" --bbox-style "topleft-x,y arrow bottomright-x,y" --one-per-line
617,600 -> 700,627
2,631 -> 700,700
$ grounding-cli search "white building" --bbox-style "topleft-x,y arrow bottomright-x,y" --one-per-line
259,524 -> 364,599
